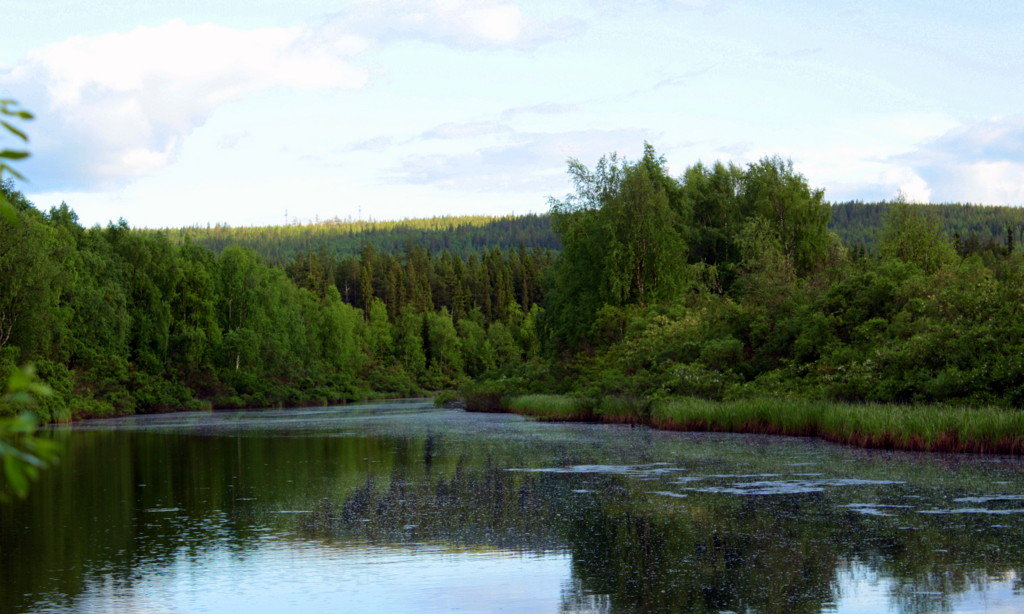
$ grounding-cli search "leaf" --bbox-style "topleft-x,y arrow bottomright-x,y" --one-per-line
16,111 -> 33,120
1,121 -> 28,142
0,150 -> 29,160
0,163 -> 27,180
4,455 -> 29,497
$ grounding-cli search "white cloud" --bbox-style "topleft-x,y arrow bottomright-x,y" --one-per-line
895,115 -> 1024,204
327,0 -> 584,50
882,167 -> 932,203
501,102 -> 579,120
421,121 -> 512,139
2,2 -> 582,192
397,128 -> 656,192
1,19 -> 368,190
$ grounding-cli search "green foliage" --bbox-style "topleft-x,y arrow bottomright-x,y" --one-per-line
0,183 -> 549,419
152,214 -> 558,263
878,200 -> 957,273
488,145 -> 1024,433
739,156 -> 832,274
0,99 -> 33,222
546,145 -> 690,348
0,364 -> 58,500
10,124 -> 1024,456
505,394 -> 588,420
544,147 -> 836,351
432,389 -> 460,407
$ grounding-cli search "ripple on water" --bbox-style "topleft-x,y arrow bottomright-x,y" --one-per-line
686,478 -> 903,496
954,495 -> 1024,503
838,503 -> 915,517
918,508 -> 1024,515
506,463 -> 688,477
649,491 -> 688,499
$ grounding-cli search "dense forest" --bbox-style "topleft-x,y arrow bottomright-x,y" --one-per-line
830,201 -> 1024,254
0,181 -> 548,423
150,198 -> 1024,264
154,214 -> 558,263
6,144 -> 1024,429
467,147 -> 1024,413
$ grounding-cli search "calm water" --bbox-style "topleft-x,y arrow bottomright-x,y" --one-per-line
4,400 -> 1024,613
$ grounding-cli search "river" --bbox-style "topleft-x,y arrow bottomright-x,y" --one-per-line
3,399 -> 1024,613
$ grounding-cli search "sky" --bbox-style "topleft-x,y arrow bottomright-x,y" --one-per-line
1,0 -> 1022,227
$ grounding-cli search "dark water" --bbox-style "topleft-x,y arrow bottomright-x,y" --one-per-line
4,400 -> 1024,613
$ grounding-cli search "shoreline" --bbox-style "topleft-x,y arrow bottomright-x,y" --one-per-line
43,391 -> 439,424
465,394 -> 1024,455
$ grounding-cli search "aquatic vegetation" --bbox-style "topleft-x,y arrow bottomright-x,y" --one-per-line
493,394 -> 1024,454
653,397 -> 1024,454
504,394 -> 590,420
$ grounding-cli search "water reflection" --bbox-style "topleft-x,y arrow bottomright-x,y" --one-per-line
3,400 -> 1024,612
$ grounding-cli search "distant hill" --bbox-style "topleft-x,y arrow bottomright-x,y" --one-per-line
154,214 -> 559,264
829,201 -> 1024,250
151,203 -> 1024,263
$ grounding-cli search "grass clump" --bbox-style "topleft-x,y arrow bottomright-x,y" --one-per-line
648,397 -> 1024,454
482,393 -> 1024,455
504,394 -> 590,420
595,396 -> 649,424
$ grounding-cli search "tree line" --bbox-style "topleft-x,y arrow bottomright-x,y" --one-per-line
0,182 -> 548,423
154,214 -> 558,264
7,143 -> 1024,425
153,201 -> 1024,266
831,200 -> 1024,256
470,145 -> 1024,409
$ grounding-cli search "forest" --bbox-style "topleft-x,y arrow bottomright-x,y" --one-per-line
460,147 -> 1024,453
154,214 -> 558,263
5,144 -> 1024,434
151,198 -> 1024,264
0,181 -> 549,423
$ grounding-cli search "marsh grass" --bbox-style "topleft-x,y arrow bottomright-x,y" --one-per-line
652,397 -> 1024,454
497,394 -> 1024,454
595,396 -> 650,424
504,394 -> 592,420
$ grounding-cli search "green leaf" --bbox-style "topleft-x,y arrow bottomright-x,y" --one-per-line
0,163 -> 27,181
1,121 -> 28,142
16,111 -> 33,120
0,150 -> 29,160
4,455 -> 29,497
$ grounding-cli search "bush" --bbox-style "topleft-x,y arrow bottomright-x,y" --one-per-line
365,365 -> 422,396
433,390 -> 460,407
71,397 -> 119,419
461,377 -> 526,412
29,360 -> 73,423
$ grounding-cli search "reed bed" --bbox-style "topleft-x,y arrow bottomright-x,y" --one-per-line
504,394 -> 592,420
494,394 -> 1024,454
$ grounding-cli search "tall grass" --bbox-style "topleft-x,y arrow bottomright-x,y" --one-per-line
652,397 -> 1024,454
504,395 -> 591,420
494,394 -> 1024,454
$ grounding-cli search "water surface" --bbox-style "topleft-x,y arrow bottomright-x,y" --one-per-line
3,400 -> 1024,613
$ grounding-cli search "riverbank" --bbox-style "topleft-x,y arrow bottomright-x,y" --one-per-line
465,394 -> 1024,454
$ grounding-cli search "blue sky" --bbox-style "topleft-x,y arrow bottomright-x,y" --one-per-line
1,0 -> 1022,227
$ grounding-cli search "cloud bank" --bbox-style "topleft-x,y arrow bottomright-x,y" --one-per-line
1,20 -> 368,189
1,1 -> 581,191
896,115 -> 1024,204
